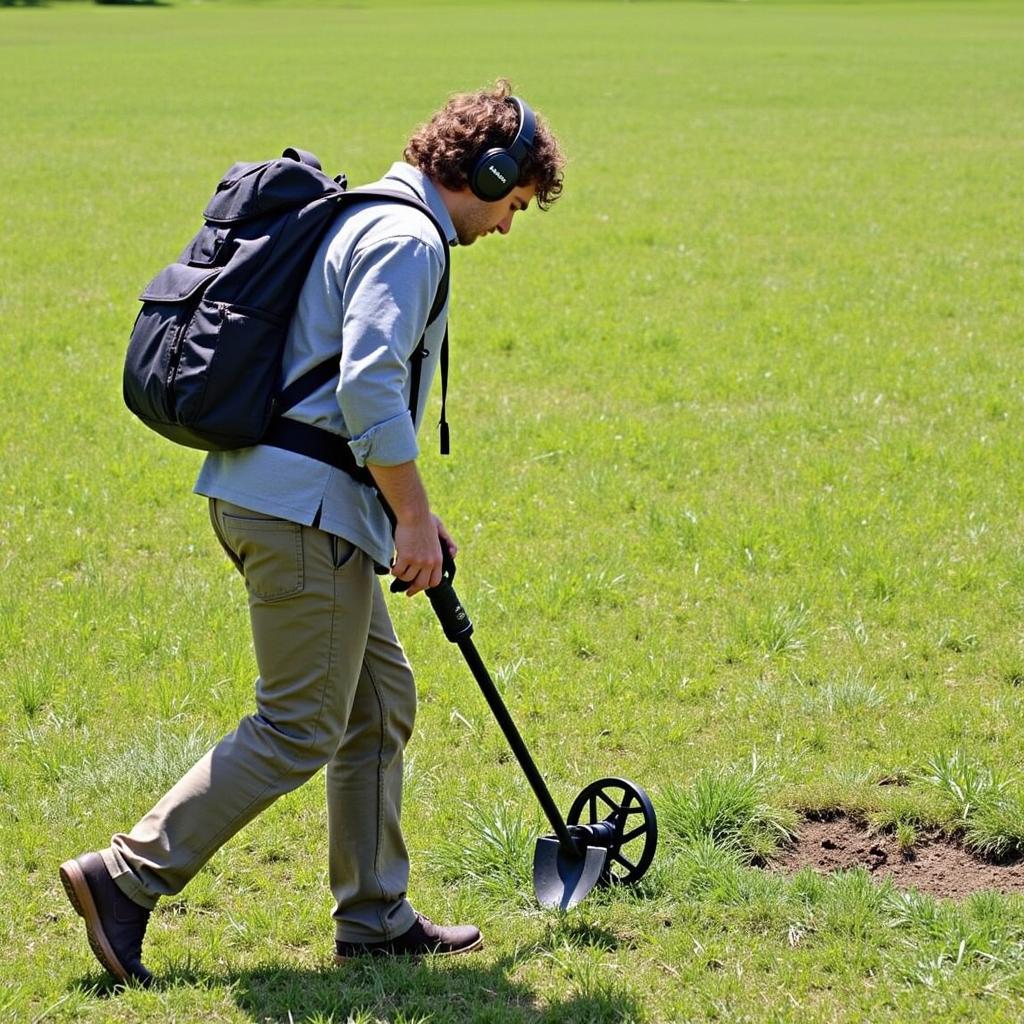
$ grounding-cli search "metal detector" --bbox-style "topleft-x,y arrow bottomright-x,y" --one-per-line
392,551 -> 657,909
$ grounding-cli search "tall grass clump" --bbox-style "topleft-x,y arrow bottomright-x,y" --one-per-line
916,749 -> 1005,822
963,790 -> 1024,861
798,670 -> 886,716
759,602 -> 814,657
427,800 -> 535,907
660,764 -> 797,864
915,749 -> 1024,859
11,672 -> 56,720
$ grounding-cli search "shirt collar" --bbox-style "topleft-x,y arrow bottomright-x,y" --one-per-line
379,161 -> 458,247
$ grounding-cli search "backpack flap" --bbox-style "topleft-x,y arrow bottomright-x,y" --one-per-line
139,262 -> 220,303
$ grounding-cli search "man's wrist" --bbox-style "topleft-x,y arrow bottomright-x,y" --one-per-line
394,501 -> 432,527
366,460 -> 431,525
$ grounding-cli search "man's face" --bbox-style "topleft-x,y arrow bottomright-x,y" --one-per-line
455,184 -> 536,246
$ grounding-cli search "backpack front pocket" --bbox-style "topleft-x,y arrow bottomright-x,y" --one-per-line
173,299 -> 288,446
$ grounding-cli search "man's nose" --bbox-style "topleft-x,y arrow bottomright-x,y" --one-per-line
496,215 -> 513,235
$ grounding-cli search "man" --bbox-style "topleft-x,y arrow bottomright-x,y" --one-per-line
60,80 -> 565,985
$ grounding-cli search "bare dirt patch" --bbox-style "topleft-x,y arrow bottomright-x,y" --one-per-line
772,813 -> 1024,899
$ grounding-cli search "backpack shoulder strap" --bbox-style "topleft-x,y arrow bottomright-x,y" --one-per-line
349,188 -> 452,451
277,187 -> 452,419
349,187 -> 452,328
345,186 -> 452,266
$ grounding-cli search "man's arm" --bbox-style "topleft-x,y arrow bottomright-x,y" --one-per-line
336,233 -> 444,464
368,460 -> 456,597
331,230 -> 453,594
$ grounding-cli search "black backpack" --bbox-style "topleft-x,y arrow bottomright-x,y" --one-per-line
123,148 -> 450,485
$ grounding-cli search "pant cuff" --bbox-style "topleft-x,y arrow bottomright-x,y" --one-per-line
100,847 -> 159,911
335,901 -> 417,944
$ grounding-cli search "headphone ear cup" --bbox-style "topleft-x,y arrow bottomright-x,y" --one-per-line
471,149 -> 519,201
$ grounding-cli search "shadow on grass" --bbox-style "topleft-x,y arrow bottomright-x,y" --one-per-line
70,955 -> 644,1023
228,958 -> 642,1024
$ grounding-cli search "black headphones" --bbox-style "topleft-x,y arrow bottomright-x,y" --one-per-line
468,96 -> 536,202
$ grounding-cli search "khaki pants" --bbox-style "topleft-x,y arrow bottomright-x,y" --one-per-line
101,499 -> 417,942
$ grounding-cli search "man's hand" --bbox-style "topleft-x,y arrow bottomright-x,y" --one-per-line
391,514 -> 457,595
391,516 -> 438,595
367,460 -> 457,597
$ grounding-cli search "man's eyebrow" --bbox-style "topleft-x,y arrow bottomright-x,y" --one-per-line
516,197 -> 531,212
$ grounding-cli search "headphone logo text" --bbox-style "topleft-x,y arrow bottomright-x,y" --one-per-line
488,166 -> 508,185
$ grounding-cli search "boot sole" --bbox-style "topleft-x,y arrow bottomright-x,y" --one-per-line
333,934 -> 484,964
59,858 -> 131,983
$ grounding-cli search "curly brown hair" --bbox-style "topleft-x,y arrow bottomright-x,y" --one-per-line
404,79 -> 565,210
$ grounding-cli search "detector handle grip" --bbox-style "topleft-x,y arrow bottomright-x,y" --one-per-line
389,544 -> 456,593
389,546 -> 472,642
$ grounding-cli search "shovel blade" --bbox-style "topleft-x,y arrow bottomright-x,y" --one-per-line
532,836 -> 608,910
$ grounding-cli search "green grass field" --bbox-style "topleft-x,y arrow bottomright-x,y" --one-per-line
3,0 -> 1024,1020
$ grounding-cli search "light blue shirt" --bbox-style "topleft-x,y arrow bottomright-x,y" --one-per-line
194,162 -> 457,568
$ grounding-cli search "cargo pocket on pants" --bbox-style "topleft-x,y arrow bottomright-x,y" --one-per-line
221,513 -> 304,602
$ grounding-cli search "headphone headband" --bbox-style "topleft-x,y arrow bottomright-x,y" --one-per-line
506,96 -> 536,167
469,95 -> 537,202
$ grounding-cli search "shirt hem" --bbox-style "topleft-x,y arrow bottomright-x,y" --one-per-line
194,479 -> 393,570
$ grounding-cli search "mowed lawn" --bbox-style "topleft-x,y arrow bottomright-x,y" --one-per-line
2,1 -> 1024,1021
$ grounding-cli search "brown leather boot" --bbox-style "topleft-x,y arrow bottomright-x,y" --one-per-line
334,912 -> 483,962
59,852 -> 153,986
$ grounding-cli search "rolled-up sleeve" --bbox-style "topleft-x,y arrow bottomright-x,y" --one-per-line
338,234 -> 443,467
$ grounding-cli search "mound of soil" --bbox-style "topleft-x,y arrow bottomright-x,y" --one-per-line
772,814 -> 1024,899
